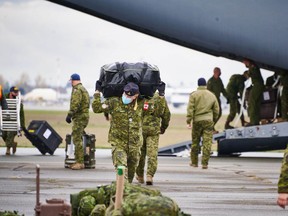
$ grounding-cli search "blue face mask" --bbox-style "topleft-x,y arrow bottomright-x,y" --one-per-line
122,95 -> 133,104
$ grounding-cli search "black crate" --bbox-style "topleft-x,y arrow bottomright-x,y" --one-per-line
25,120 -> 62,155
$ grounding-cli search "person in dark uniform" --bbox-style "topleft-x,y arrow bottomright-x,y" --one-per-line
66,73 -> 90,170
207,67 -> 227,128
224,71 -> 249,129
242,59 -> 265,126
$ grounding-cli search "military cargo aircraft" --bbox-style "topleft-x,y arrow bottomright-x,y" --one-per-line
45,0 -> 288,155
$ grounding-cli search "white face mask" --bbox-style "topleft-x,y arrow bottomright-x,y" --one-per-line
122,95 -> 133,104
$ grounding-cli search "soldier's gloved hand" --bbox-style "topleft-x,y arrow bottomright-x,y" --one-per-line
95,80 -> 102,92
158,81 -> 166,96
66,114 -> 72,124
160,127 -> 166,134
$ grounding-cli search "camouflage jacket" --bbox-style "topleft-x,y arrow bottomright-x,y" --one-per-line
92,93 -> 166,145
142,93 -> 171,136
226,74 -> 246,99
68,83 -> 90,118
186,86 -> 219,124
278,146 -> 288,193
207,76 -> 227,99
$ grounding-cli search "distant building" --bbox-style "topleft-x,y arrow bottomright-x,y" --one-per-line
23,88 -> 57,101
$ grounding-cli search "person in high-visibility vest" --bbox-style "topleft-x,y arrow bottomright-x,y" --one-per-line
0,85 -> 8,109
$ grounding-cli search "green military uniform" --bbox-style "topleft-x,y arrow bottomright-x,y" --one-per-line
69,83 -> 90,164
279,70 -> 288,121
186,86 -> 219,167
207,76 -> 227,124
92,92 -> 165,183
136,93 -> 171,180
247,65 -> 265,125
225,74 -> 247,128
278,146 -> 288,194
2,92 -> 25,151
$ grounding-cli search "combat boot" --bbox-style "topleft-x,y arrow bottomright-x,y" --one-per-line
146,175 -> 153,185
6,147 -> 11,155
70,163 -> 85,170
136,175 -> 144,184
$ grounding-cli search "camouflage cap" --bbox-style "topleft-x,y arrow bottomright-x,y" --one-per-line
124,82 -> 139,96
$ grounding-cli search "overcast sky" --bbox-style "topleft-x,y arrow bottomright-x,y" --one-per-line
0,0 -> 272,91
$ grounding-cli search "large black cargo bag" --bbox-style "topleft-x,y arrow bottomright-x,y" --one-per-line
99,62 -> 161,98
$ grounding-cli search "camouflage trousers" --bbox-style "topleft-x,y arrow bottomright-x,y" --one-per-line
111,141 -> 141,183
190,120 -> 214,166
72,115 -> 89,164
136,133 -> 160,177
278,145 -> 288,193
2,131 -> 17,148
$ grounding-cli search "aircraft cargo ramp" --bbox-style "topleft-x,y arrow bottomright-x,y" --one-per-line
214,122 -> 288,156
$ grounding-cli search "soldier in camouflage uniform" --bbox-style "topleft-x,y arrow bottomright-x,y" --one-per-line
66,74 -> 90,170
207,67 -> 227,128
279,70 -> 288,121
92,82 -> 165,183
243,59 -> 265,126
2,86 -> 25,155
186,78 -> 219,169
277,145 -> 288,209
224,71 -> 249,129
136,85 -> 171,185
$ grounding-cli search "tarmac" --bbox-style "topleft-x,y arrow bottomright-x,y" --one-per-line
0,147 -> 287,216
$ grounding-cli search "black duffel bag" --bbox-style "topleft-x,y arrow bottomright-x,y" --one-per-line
98,62 -> 161,98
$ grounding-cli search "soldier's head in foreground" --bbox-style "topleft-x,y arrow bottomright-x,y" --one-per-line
122,82 -> 140,104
